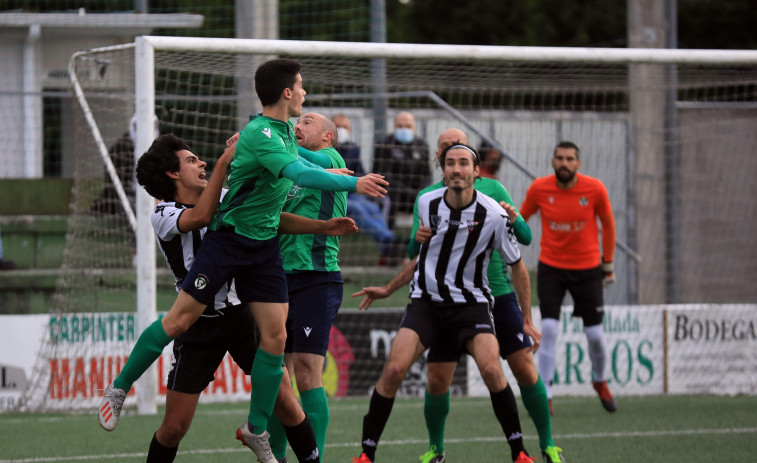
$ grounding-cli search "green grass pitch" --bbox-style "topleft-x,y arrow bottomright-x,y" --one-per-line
1,394 -> 755,462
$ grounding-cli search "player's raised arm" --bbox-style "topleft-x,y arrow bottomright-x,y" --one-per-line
279,212 -> 357,236
280,160 -> 388,198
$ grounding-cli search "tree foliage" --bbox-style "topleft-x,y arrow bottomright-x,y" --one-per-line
387,0 -> 755,49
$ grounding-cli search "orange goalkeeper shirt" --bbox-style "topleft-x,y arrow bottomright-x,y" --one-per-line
520,173 -> 616,270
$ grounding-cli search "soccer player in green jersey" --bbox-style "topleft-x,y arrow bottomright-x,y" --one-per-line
98,58 -> 387,463
356,129 -> 564,463
265,112 -> 349,461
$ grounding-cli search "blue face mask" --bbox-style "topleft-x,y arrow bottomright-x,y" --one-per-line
394,127 -> 415,145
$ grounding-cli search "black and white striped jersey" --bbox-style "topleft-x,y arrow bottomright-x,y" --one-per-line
410,187 -> 521,305
152,192 -> 240,315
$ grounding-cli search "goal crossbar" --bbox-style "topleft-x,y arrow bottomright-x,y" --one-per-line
141,36 -> 757,64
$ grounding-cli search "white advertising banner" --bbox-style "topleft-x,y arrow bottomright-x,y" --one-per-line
2,304 -> 755,412
468,305 -> 666,397
0,315 -> 46,411
666,304 -> 757,395
0,313 -> 250,413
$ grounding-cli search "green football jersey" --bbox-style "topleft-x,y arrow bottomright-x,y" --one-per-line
210,115 -> 299,240
409,177 -> 531,297
280,147 -> 348,272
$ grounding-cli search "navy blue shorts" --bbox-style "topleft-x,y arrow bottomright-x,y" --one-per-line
537,261 -> 604,326
492,292 -> 533,358
285,271 -> 343,356
402,298 -> 495,361
167,305 -> 258,394
181,230 -> 288,306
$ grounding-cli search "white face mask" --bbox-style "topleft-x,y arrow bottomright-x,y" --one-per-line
394,127 -> 415,144
337,127 -> 351,143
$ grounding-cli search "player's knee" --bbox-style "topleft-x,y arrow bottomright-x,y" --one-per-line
382,362 -> 409,389
158,419 -> 191,444
260,327 -> 287,351
161,316 -> 191,338
426,371 -> 451,395
479,363 -> 506,389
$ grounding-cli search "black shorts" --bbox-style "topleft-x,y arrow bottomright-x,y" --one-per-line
166,305 -> 258,394
181,230 -> 288,306
537,261 -> 604,326
285,271 -> 343,356
403,298 -> 495,362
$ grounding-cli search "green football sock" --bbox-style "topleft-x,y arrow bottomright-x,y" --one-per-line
113,319 -> 173,392
519,375 -> 554,449
301,387 -> 329,460
247,349 -> 284,434
424,389 -> 450,453
266,412 -> 288,460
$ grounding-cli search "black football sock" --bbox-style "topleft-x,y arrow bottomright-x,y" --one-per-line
284,415 -> 320,462
361,389 -> 395,461
146,432 -> 178,463
490,384 -> 527,461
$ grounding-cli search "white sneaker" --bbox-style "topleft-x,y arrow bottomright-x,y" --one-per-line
98,382 -> 126,431
236,423 -> 277,463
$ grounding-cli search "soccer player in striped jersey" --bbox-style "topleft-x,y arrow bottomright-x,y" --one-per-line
351,144 -> 536,463
520,141 -> 617,414
408,129 -> 563,463
355,130 -> 563,462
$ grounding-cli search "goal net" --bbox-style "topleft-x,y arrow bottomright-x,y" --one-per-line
17,37 -> 757,412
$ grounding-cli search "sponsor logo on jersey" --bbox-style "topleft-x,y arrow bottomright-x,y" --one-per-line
466,220 -> 480,232
194,274 -> 209,290
429,214 -> 442,230
304,327 -> 312,337
261,127 -> 271,138
286,185 -> 303,202
549,221 -> 572,232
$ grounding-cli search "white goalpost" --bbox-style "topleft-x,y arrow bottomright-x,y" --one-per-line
17,36 -> 757,413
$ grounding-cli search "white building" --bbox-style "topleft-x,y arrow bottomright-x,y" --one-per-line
0,11 -> 202,178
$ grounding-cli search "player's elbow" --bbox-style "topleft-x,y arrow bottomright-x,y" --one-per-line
181,215 -> 213,232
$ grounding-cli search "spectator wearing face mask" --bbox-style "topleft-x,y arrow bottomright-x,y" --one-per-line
333,114 -> 397,266
372,111 -> 431,230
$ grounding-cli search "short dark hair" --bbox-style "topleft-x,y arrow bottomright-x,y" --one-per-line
440,142 -> 480,168
478,138 -> 503,157
554,141 -> 580,159
136,134 -> 190,201
255,58 -> 301,106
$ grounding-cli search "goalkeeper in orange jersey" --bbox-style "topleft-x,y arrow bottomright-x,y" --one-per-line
520,140 -> 617,414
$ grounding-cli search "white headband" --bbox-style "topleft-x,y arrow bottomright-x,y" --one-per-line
447,144 -> 478,159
